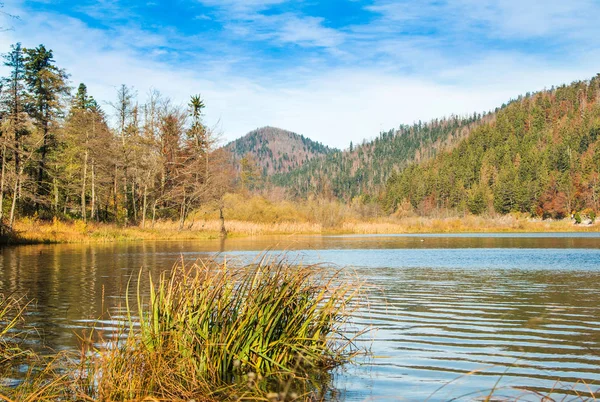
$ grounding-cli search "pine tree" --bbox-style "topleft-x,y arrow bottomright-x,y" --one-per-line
23,44 -> 68,211
1,43 -> 29,226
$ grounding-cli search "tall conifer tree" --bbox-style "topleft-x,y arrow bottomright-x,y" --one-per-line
1,43 -> 28,225
23,44 -> 68,209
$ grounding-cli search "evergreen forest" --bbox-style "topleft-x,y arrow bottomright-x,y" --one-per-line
384,77 -> 600,219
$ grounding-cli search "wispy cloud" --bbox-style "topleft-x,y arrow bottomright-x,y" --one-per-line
223,13 -> 345,49
198,0 -> 345,50
458,0 -> 600,39
0,0 -> 599,148
198,0 -> 288,13
366,0 -> 600,46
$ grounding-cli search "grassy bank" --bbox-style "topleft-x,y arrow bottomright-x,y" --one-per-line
6,217 -> 227,244
2,193 -> 598,245
0,258 -> 362,401
3,214 -> 597,245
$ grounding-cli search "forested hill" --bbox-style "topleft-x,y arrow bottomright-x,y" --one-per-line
271,114 -> 490,201
385,75 -> 600,218
225,126 -> 335,176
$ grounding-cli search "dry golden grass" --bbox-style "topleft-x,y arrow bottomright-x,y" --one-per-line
5,194 -> 597,245
339,215 -> 599,234
8,214 -> 597,245
9,217 -> 223,244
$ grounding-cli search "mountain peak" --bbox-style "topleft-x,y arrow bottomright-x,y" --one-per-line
225,127 -> 336,176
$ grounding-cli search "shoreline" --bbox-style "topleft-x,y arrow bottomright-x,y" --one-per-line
2,215 -> 598,245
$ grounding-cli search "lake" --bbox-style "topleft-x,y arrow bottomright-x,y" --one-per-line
1,233 -> 600,401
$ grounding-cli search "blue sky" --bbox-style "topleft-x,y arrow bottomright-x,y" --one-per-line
1,0 -> 599,148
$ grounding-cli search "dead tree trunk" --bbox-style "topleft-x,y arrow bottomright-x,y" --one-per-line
219,207 -> 227,238
0,145 -> 6,222
81,150 -> 88,222
91,161 -> 96,221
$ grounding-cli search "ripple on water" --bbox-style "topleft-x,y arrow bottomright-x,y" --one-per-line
1,238 -> 600,401
343,261 -> 600,401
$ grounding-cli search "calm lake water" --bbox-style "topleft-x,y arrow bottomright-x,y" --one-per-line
1,233 -> 600,401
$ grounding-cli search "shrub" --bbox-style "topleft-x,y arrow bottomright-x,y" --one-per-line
582,208 -> 596,223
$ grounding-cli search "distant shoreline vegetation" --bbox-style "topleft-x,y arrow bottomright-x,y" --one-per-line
2,193 -> 597,245
383,77 -> 600,220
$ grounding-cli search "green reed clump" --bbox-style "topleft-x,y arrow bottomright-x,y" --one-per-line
0,293 -> 70,402
79,257 -> 362,400
0,294 -> 29,367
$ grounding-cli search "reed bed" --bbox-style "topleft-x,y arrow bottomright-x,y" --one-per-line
339,215 -> 598,234
80,258 -> 363,400
8,213 -> 597,245
0,293 -> 32,389
155,219 -> 323,236
9,218 -> 222,244
0,294 -> 71,402
0,258 -> 364,401
5,192 -> 596,245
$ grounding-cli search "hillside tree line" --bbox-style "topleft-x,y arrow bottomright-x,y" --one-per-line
272,114 -> 488,202
385,76 -> 600,220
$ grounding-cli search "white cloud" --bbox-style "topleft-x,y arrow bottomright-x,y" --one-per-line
210,62 -> 600,149
276,15 -> 344,48
460,0 -> 599,39
1,0 -> 599,150
223,13 -> 345,49
367,0 -> 600,41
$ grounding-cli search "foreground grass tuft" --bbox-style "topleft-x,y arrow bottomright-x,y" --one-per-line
0,258 -> 363,401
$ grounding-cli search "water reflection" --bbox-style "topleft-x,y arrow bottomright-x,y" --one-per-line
1,234 -> 600,400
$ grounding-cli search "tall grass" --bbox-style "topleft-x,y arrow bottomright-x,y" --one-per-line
7,193 -> 598,245
10,217 -> 223,244
0,294 -> 70,402
0,294 -> 26,362
0,293 -> 34,384
74,257 -> 363,400
0,258 -> 362,400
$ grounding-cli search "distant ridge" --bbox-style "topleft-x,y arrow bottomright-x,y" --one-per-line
225,126 -> 336,176
225,76 -> 600,219
271,114 -> 489,201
